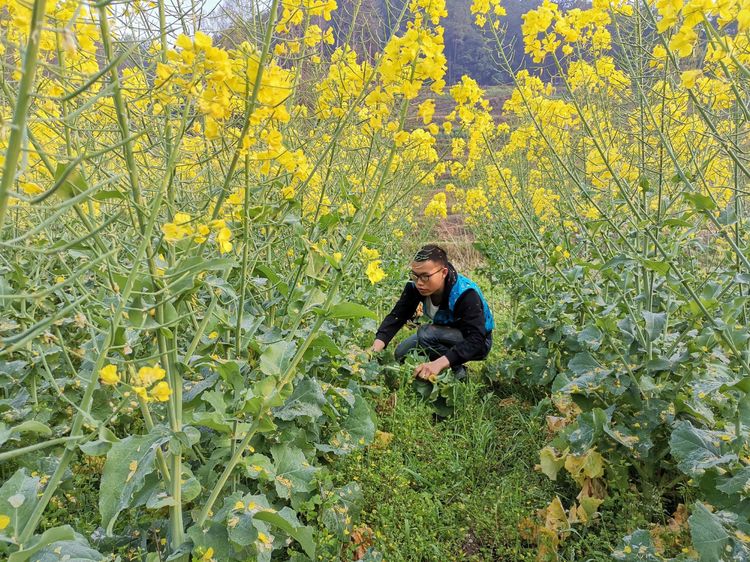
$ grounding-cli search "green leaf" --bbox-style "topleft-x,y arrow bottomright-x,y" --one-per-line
244,453 -> 276,481
80,425 -> 120,457
12,421 -> 52,437
0,469 -> 41,539
225,495 -> 270,548
326,302 -> 377,320
99,428 -> 169,535
19,525 -> 105,562
641,259 -> 670,276
567,352 -> 601,375
187,521 -> 231,561
165,257 -> 236,279
685,192 -> 717,212
670,421 -> 737,477
717,467 -> 750,496
689,503 -> 729,562
0,421 -> 51,447
718,205 -> 738,226
577,326 -> 602,351
53,162 -> 88,201
260,341 -> 295,377
144,465 -> 201,509
317,394 -> 376,455
254,507 -> 316,559
322,483 -> 363,540
642,310 -> 666,342
613,529 -> 660,561
271,445 -> 319,499
273,378 -> 326,421
306,333 -> 343,357
8,526 -> 75,562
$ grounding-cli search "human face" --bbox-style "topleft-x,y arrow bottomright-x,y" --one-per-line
409,260 -> 448,296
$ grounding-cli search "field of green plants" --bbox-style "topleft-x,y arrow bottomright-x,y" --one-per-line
2,0 -> 750,560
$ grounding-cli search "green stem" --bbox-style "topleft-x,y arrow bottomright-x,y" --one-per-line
0,0 -> 48,231
0,437 -> 80,463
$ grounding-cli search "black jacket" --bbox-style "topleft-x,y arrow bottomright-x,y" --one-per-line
375,263 -> 490,367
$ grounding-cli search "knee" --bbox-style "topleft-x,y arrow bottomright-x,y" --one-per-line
394,335 -> 417,362
417,324 -> 439,345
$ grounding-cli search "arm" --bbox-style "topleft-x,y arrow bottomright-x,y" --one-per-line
443,289 -> 488,367
373,282 -> 422,348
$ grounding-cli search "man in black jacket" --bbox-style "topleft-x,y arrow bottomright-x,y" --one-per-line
371,244 -> 494,380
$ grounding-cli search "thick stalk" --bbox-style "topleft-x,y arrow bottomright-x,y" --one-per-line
0,0 -> 47,231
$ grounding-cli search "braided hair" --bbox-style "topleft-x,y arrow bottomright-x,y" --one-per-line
413,244 -> 448,267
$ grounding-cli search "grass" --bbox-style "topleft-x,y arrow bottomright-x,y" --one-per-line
328,357 -> 650,562
330,361 -> 551,561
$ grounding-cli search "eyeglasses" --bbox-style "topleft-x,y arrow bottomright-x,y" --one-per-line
409,267 -> 444,283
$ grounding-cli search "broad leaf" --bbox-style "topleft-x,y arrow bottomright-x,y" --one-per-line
225,494 -> 272,548
273,378 -> 325,421
322,483 -> 363,540
254,507 -> 316,559
260,341 -> 295,377
187,521 -> 231,561
612,529 -> 660,561
99,427 -> 169,534
0,469 -> 41,539
670,421 -> 737,477
271,445 -> 319,499
326,302 -> 377,320
317,394 -> 375,455
18,525 -> 104,562
685,191 -> 717,211
642,311 -> 666,343
717,467 -> 750,496
689,503 -> 729,562
539,446 -> 566,481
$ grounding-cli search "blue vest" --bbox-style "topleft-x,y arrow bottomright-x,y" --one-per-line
429,274 -> 494,332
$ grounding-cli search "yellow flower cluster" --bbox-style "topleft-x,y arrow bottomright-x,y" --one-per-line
443,76 -> 496,181
470,0 -> 506,28
424,192 -> 448,219
463,188 -> 491,226
567,57 -> 629,94
99,365 -> 120,386
521,0 -> 614,62
276,0 -> 338,34
162,214 -> 233,254
655,0 -> 750,60
360,247 -> 386,285
98,363 -> 171,404
134,365 -> 171,403
378,22 -> 447,99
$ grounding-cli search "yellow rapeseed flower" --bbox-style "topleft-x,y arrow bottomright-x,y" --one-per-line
150,382 -> 172,402
0,514 -> 10,530
424,192 -> 448,218
680,69 -> 702,89
136,365 -> 166,386
216,227 -> 233,254
417,99 -> 435,124
258,532 -> 272,545
99,364 -> 120,385
365,260 -> 386,284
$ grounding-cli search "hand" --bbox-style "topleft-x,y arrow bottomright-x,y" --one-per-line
414,357 -> 449,381
371,339 -> 386,353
